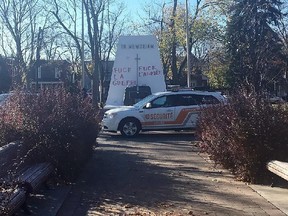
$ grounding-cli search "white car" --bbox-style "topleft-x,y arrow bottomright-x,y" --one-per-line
0,93 -> 11,106
101,90 -> 226,137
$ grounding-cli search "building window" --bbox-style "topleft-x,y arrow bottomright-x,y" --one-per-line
37,66 -> 42,79
55,68 -> 61,78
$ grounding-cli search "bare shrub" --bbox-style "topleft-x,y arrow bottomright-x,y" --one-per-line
0,87 -> 101,181
197,89 -> 288,183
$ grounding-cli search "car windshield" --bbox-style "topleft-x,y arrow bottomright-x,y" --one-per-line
133,94 -> 156,108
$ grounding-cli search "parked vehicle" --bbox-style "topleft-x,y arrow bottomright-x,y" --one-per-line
269,96 -> 285,104
101,90 -> 226,137
0,93 -> 11,106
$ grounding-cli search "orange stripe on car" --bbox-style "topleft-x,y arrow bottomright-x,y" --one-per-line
141,108 -> 200,126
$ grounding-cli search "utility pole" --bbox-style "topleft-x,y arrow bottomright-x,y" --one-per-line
36,27 -> 43,91
135,54 -> 140,92
185,0 -> 191,88
82,0 -> 85,89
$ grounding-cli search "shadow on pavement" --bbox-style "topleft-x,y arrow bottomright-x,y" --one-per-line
55,131 -> 284,215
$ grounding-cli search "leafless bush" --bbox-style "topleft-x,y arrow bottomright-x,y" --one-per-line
197,89 -> 288,183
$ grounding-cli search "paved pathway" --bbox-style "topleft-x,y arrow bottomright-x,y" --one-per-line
55,132 -> 286,216
16,131 -> 287,215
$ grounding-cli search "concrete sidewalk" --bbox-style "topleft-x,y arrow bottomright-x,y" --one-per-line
16,132 -> 288,215
250,184 -> 288,215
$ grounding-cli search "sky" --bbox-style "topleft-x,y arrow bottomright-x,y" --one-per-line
124,0 -> 150,20
124,0 -> 187,21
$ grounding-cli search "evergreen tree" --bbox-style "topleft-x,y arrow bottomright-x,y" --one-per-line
226,0 -> 286,93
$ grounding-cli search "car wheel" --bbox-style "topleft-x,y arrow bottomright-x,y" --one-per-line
119,118 -> 140,137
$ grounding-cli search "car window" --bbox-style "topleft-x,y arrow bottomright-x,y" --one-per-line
150,95 -> 179,108
177,94 -> 198,106
164,95 -> 178,107
134,94 -> 155,108
144,93 -> 220,108
150,96 -> 167,108
176,94 -> 220,106
202,95 -> 220,104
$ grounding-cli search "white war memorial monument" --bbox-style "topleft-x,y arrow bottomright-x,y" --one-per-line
105,35 -> 166,108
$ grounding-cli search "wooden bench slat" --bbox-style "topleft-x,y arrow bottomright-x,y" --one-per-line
0,188 -> 26,216
18,163 -> 54,192
267,160 -> 288,181
0,142 -> 21,177
0,143 -> 54,215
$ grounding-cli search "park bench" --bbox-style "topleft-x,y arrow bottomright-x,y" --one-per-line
0,141 -> 54,215
267,160 -> 288,182
0,187 -> 27,216
18,163 -> 53,193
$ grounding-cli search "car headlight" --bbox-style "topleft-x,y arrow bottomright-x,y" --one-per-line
105,112 -> 117,119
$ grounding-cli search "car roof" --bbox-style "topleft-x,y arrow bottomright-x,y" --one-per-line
153,90 -> 223,96
149,90 -> 226,103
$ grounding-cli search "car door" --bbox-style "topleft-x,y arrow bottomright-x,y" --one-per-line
171,94 -> 201,128
176,94 -> 220,128
140,95 -> 176,130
